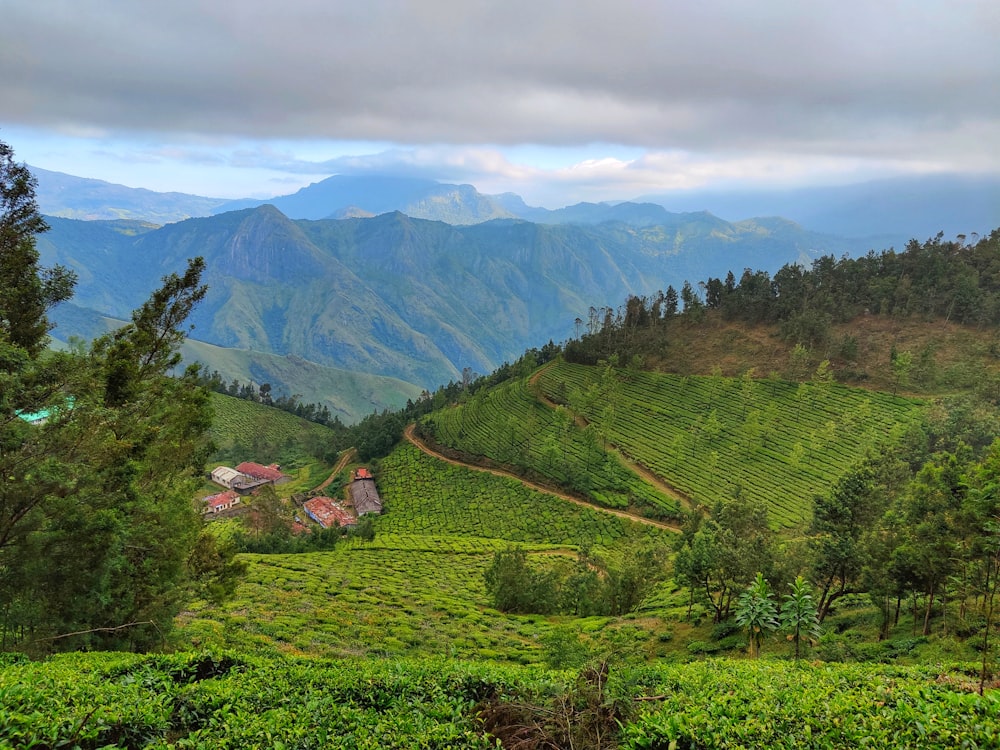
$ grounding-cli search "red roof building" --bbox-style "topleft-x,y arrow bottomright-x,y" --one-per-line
303,496 -> 357,528
204,490 -> 240,514
236,462 -> 285,483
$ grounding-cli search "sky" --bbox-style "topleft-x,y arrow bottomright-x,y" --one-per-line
2,0 -> 998,208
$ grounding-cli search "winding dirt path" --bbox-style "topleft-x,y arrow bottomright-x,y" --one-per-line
403,424 -> 679,532
312,447 -> 357,492
527,364 -> 696,512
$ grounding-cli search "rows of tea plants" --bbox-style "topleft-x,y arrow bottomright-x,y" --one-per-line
5,650 -> 995,749
180,535 -> 571,663
377,443 -> 670,556
622,659 -> 999,749
537,361 -> 924,527
0,650 -> 531,748
421,376 -> 679,517
209,392 -> 338,474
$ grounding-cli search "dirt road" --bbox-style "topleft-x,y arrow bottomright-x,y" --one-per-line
312,447 -> 357,492
403,424 -> 679,532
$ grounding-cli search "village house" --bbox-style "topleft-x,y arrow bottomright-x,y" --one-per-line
236,461 -> 286,483
203,490 -> 241,514
302,496 -> 357,528
210,466 -> 247,489
348,467 -> 383,516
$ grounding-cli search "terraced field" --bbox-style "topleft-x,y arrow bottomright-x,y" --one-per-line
535,361 -> 924,527
421,377 -> 680,519
182,443 -> 674,661
378,443 -> 670,555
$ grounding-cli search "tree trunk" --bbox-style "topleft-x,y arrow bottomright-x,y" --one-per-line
923,584 -> 935,637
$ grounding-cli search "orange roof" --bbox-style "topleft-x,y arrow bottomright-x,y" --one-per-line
303,496 -> 357,528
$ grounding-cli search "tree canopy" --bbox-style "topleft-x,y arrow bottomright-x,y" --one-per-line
0,139 -> 217,653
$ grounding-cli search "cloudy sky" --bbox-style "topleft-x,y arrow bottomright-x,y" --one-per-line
2,0 -> 998,207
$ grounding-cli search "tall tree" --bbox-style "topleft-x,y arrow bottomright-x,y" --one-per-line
735,572 -> 778,659
780,576 -> 821,658
0,140 -> 217,652
0,142 -> 75,356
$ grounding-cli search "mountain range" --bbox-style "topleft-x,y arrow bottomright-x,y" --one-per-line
37,204 -> 880,418
32,167 -> 1000,246
32,166 -> 1000,422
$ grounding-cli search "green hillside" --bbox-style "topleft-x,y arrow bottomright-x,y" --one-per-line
183,442 -> 673,661
534,361 -> 924,528
420,376 -> 681,519
208,392 -> 341,480
189,340 -> 423,425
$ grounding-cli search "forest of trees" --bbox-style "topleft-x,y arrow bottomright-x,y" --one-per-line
0,140 -> 241,653
564,229 -> 1000,365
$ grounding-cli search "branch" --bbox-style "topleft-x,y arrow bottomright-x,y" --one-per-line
27,620 -> 165,649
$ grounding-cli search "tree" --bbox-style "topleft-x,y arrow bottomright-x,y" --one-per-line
0,143 -> 218,653
0,141 -> 75,356
735,572 -> 778,658
780,576 -> 821,658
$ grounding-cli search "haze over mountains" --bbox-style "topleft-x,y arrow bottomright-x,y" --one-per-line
33,167 -> 1000,244
32,166 -> 1000,422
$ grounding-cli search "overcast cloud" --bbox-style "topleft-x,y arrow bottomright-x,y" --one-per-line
2,0 -> 998,204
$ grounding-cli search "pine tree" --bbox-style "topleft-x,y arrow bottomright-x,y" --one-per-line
0,139 -> 219,653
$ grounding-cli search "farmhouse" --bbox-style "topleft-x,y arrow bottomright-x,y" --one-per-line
236,461 -> 286,483
303,496 -> 356,528
349,467 -> 383,516
204,490 -> 241,514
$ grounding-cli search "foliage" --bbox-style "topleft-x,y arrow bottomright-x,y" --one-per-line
0,138 -> 225,654
621,660 -> 1000,749
3,650 -> 998,749
735,572 -> 779,658
537,360 -> 922,527
485,544 -> 669,617
781,575 -> 822,658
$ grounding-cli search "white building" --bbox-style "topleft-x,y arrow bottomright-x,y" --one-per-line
210,466 -> 247,489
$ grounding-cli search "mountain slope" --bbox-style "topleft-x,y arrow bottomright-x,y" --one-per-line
30,166 -> 229,222
39,206 -> 885,391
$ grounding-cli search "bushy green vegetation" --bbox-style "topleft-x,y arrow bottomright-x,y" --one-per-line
377,443 -> 669,555
421,376 -> 680,518
536,360 -> 923,527
621,660 -> 1000,749
179,539 -> 553,662
3,650 -> 997,749
0,650 -> 518,748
